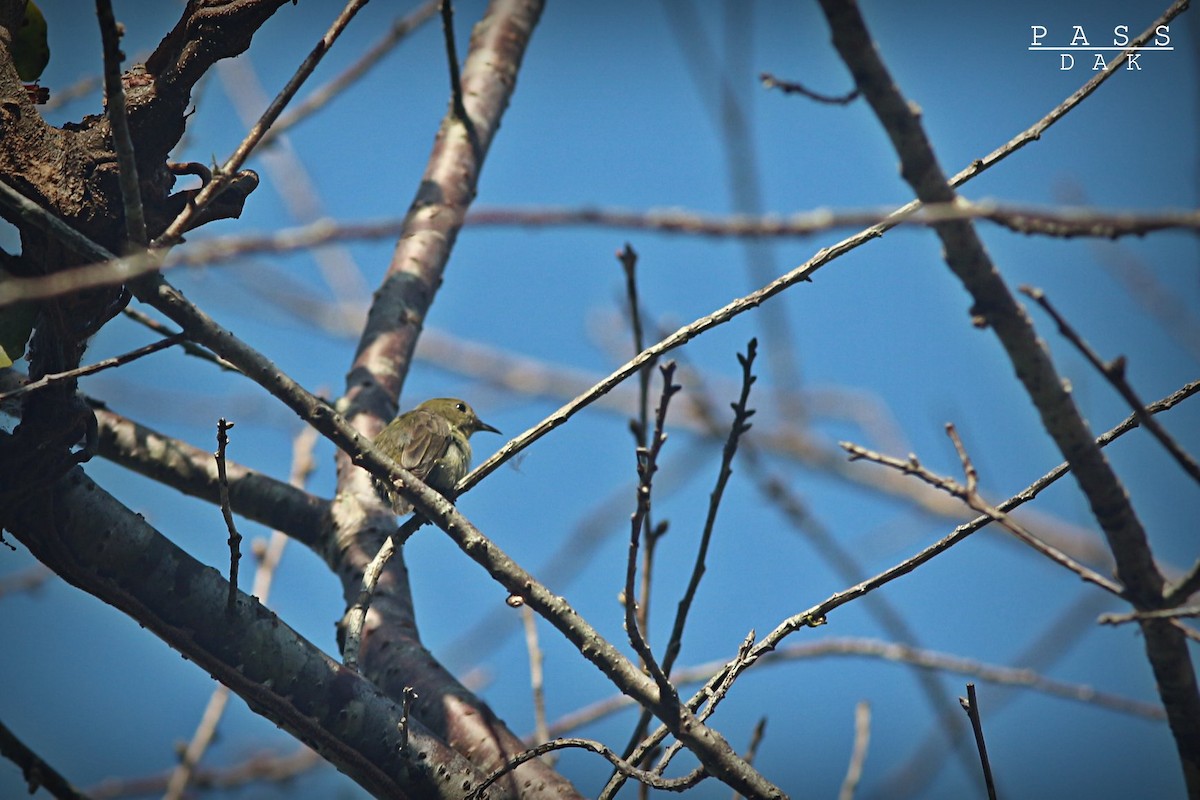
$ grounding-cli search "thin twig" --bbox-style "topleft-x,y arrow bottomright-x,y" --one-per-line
959,684 -> 998,800
619,243 -> 659,649
83,402 -> 330,551
11,200 -> 1200,307
614,243 -> 674,777
0,334 -> 185,402
1097,606 -> 1200,642
838,701 -> 871,800
0,0 -> 1188,311
760,71 -> 859,104
732,718 -> 768,800
215,419 -> 242,613
1167,562 -> 1200,607
162,426 -> 317,800
1021,285 -> 1200,485
623,631 -> 756,799
468,201 -> 1200,239
623,363 -> 681,702
465,737 -> 707,800
542,634 -> 1165,741
163,686 -> 232,800
649,332 -> 978,783
0,717 -> 91,800
340,532 -> 397,671
87,747 -> 322,799
1100,606 -> 1200,625
264,0 -> 440,145
94,0 -> 147,247
815,5 -> 1200,786
439,0 -> 478,152
152,0 -> 371,248
617,337 -> 762,788
614,377 -> 1195,771
661,339 -> 757,677
521,605 -> 551,755
880,591 -> 1110,798
398,687 -> 417,753
121,308 -> 236,371
620,244 -> 651,474
840,427 -> 1126,598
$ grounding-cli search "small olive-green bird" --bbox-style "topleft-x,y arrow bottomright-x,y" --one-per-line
372,397 -> 500,513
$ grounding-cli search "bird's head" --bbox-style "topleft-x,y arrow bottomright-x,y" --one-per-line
417,397 -> 501,438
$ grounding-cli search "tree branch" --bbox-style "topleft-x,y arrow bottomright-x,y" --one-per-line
1021,285 -> 1200,485
0,468 -> 489,800
815,1 -> 1200,790
0,717 -> 90,800
617,375 -> 1197,772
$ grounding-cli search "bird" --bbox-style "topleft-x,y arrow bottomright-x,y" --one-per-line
371,397 -> 500,514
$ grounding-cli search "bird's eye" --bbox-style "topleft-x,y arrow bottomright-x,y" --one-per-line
456,402 -> 466,412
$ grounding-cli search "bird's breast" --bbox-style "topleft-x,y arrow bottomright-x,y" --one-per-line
427,435 -> 472,496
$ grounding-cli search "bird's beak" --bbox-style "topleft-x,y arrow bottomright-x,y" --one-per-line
476,419 -> 501,435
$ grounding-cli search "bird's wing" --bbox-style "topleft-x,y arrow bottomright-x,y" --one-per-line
398,410 -> 452,480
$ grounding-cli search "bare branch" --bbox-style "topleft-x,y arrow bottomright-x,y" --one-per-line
340,530 -> 399,670
468,738 -> 708,800
618,375 -> 1195,767
521,606 -> 550,752
0,334 -> 185,402
468,201 -> 1200,239
440,0 -> 474,144
618,243 -> 663,656
264,0 -> 440,145
215,419 -> 243,612
2,470 -> 486,799
121,307 -> 236,371
89,404 -> 331,552
840,429 -> 1125,598
838,702 -> 871,800
95,0 -> 146,247
959,684 -> 998,800
732,718 -> 768,800
1167,562 -> 1200,607
163,425 -> 317,800
87,747 -> 322,799
544,635 -> 1165,741
1021,285 -> 1200,485
1100,606 -> 1200,626
0,717 -> 90,800
153,0 -> 371,247
661,340 -> 758,677
760,70 -> 859,104
815,0 -> 1200,787
9,200 -> 1200,308
623,363 -> 681,701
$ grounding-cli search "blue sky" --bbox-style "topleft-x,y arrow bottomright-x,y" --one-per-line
2,1 -> 1197,798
